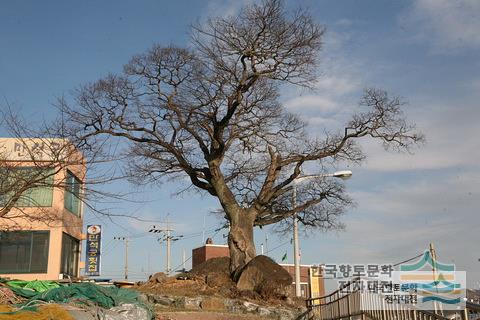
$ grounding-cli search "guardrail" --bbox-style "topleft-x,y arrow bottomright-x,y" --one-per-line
304,278 -> 478,320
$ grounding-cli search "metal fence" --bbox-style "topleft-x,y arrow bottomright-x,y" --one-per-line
305,278 -> 480,320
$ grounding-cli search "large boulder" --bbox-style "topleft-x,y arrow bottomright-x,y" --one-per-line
236,255 -> 292,299
148,272 -> 167,284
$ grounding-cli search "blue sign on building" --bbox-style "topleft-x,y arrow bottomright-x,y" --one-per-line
85,225 -> 102,276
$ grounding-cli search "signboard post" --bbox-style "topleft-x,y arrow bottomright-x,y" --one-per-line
85,225 -> 102,277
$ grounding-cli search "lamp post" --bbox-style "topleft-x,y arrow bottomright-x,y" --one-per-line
292,170 -> 353,297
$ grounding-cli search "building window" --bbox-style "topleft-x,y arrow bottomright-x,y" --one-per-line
60,233 -> 79,277
0,231 -> 50,274
0,167 -> 54,207
64,170 -> 81,216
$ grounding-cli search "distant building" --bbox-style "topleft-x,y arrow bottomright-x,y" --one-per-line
191,240 -> 325,299
0,138 -> 86,280
192,240 -> 230,268
467,289 -> 480,304
280,263 -> 325,299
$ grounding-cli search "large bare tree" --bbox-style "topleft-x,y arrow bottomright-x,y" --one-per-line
59,0 -> 423,278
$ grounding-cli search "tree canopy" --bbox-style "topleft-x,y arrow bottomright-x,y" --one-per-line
59,0 -> 423,275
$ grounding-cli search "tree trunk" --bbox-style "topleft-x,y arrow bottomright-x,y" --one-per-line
227,209 -> 256,281
208,162 -> 257,280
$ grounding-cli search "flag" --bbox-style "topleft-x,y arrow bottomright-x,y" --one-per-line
281,252 -> 287,262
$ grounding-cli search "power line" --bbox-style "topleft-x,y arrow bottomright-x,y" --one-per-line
266,240 -> 290,255
102,240 -> 120,257
391,253 -> 424,267
171,255 -> 193,273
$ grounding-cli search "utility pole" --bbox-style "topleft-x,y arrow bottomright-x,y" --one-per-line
114,236 -> 129,280
166,220 -> 171,274
292,185 -> 301,297
291,170 -> 353,297
182,249 -> 186,272
429,243 -> 444,315
149,221 -> 182,275
202,213 -> 206,244
265,233 -> 268,256
429,243 -> 437,281
430,243 -> 438,313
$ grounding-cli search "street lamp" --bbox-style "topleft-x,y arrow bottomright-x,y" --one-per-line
291,170 -> 353,297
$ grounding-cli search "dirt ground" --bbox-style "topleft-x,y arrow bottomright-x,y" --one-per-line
156,311 -> 272,320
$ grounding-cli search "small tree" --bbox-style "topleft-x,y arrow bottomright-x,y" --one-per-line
60,0 -> 423,278
0,109 -> 111,230
0,106 -> 144,232
0,134 -> 85,230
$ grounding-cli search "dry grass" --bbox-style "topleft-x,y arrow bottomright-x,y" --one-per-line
0,304 -> 74,320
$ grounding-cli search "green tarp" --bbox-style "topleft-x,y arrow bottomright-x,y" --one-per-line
6,280 -> 60,298
4,280 -> 152,319
30,283 -> 143,309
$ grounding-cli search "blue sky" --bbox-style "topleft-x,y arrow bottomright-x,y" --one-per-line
1,0 -> 479,288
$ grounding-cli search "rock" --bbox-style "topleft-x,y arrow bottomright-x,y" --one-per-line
174,296 -> 202,310
237,301 -> 299,320
236,255 -> 292,299
226,304 -> 244,314
152,295 -> 175,306
137,293 -> 150,305
242,301 -> 259,313
104,303 -> 150,320
200,297 -> 225,311
273,308 -> 297,320
223,298 -> 240,313
149,272 -> 168,284
257,307 -> 272,316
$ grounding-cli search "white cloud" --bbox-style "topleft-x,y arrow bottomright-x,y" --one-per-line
360,100 -> 480,171
285,95 -> 339,114
334,19 -> 354,28
315,73 -> 359,97
304,169 -> 480,287
282,29 -> 366,130
399,0 -> 480,52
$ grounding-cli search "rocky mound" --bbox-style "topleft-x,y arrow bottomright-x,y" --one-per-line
190,257 -> 230,276
190,257 -> 234,289
237,255 -> 292,299
138,255 -> 295,306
